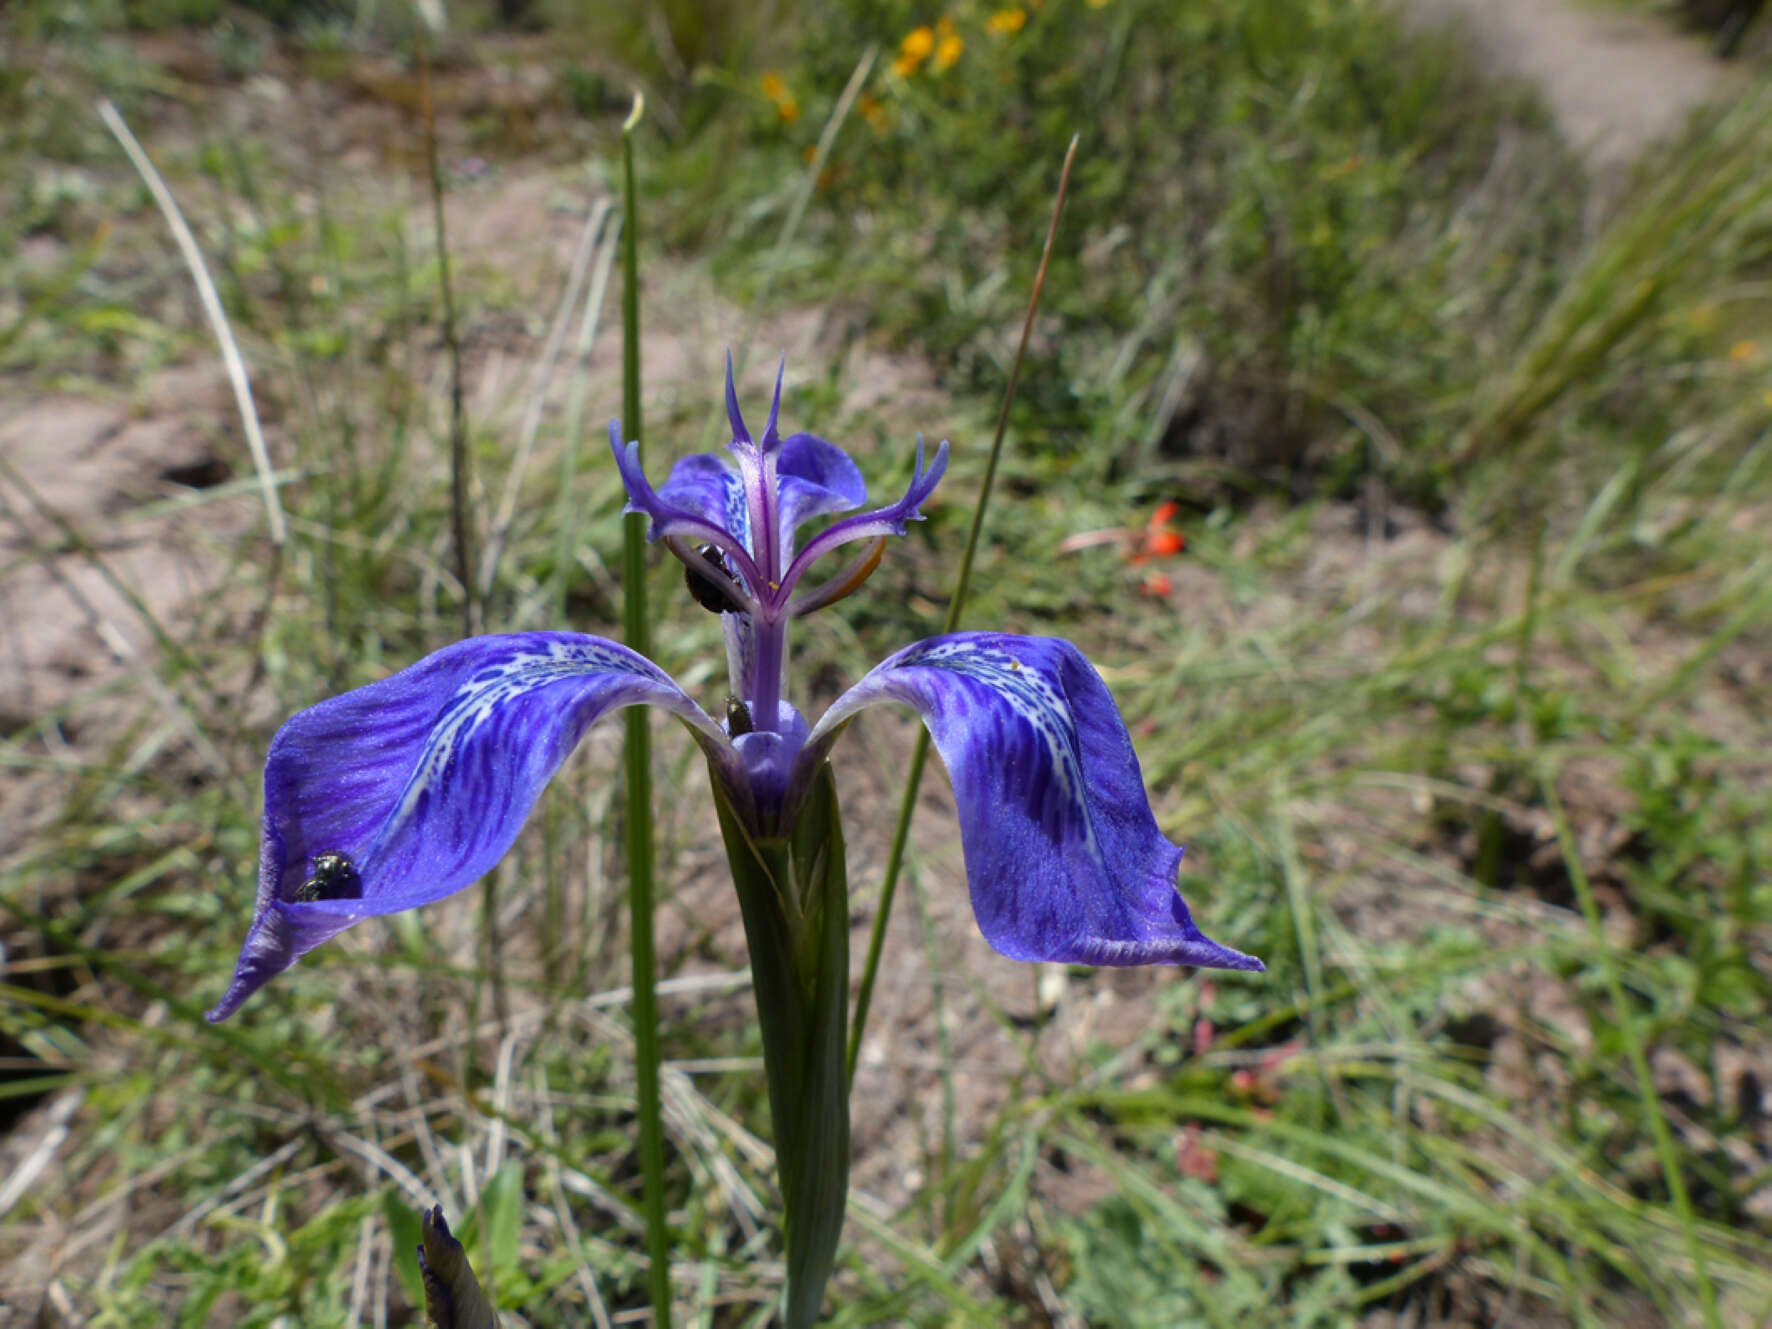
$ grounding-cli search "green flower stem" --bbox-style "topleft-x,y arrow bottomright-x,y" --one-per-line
848,134 -> 1080,1081
713,763 -> 851,1329
618,95 -> 673,1329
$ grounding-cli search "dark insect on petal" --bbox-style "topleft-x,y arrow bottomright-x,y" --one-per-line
726,695 -> 755,736
685,543 -> 748,614
292,851 -> 362,903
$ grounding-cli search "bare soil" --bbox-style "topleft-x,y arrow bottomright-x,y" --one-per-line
1405,0 -> 1740,174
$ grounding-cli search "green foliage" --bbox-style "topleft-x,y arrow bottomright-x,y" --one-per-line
677,0 -> 1579,504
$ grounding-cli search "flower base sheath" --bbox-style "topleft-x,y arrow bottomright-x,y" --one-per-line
210,357 -> 1260,1024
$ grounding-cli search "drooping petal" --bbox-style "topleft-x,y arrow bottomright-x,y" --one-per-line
208,633 -> 726,1022
781,437 -> 949,588
806,633 -> 1262,972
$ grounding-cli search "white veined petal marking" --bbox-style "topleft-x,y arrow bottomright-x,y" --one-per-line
724,471 -> 752,558
378,639 -> 663,852
905,640 -> 1098,858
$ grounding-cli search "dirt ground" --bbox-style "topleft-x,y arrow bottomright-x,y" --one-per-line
1404,0 -> 1740,175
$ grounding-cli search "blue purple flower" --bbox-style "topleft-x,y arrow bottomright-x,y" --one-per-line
208,360 -> 1260,1023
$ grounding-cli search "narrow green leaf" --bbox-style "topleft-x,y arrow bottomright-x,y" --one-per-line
453,1160 -> 524,1280
384,1190 -> 426,1308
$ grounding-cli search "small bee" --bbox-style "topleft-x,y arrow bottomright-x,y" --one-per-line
685,544 -> 747,615
293,851 -> 363,903
726,695 -> 754,736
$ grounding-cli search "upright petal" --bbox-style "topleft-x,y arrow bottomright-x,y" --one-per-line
208,633 -> 725,1021
724,350 -> 752,447
758,355 -> 786,452
652,439 -> 865,565
775,433 -> 866,551
807,633 -> 1262,972
657,453 -> 753,551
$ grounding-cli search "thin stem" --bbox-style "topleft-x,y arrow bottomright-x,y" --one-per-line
618,94 -> 673,1329
552,212 -> 623,622
414,24 -> 475,638
1541,766 -> 1721,1329
848,134 -> 1080,1080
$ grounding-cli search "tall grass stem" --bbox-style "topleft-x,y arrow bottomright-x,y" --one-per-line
617,93 -> 673,1329
414,25 -> 476,638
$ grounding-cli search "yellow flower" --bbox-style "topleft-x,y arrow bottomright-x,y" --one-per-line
901,25 -> 935,61
933,32 -> 964,70
857,92 -> 890,134
759,71 -> 798,123
1729,338 -> 1760,365
987,6 -> 1027,34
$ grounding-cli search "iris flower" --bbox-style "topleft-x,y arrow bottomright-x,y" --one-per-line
207,360 -> 1260,1024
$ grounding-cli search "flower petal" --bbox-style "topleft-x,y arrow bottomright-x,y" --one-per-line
808,633 -> 1262,971
776,433 -> 866,539
208,633 -> 723,1021
724,350 -> 753,446
658,452 -> 753,549
782,437 -> 948,587
653,437 -> 864,565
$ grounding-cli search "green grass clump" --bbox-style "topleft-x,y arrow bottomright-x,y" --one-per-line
675,0 -> 1580,507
